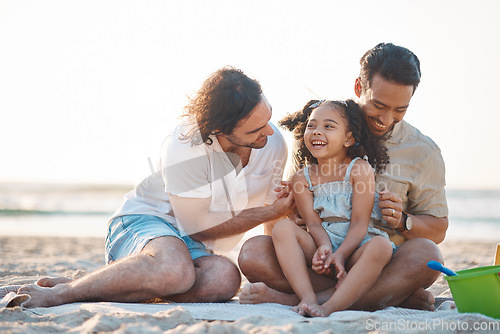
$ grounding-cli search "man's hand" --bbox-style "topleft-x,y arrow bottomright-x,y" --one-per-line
271,189 -> 295,217
276,181 -> 305,229
274,181 -> 291,199
379,188 -> 404,229
287,210 -> 306,229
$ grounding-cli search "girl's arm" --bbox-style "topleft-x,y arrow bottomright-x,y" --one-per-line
291,172 -> 330,249
334,159 -> 375,260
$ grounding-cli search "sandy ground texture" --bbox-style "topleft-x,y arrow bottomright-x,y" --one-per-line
0,236 -> 499,333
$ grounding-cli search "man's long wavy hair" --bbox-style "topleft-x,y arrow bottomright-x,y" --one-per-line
181,67 -> 262,145
279,99 -> 389,173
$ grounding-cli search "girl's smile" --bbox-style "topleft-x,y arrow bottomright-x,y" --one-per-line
311,140 -> 327,149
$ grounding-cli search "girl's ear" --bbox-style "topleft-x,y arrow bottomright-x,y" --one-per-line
344,132 -> 355,147
354,77 -> 362,98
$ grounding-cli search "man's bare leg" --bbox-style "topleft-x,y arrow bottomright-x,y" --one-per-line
168,255 -> 240,303
238,236 -> 440,310
19,236 -> 240,308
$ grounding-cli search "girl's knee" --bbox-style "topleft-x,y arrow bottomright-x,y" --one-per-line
367,237 -> 393,263
271,218 -> 296,240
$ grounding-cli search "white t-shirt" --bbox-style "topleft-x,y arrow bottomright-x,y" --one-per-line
110,121 -> 287,251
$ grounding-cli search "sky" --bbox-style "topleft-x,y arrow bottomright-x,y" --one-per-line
0,0 -> 499,189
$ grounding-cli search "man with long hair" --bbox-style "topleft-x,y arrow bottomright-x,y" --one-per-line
19,67 -> 294,307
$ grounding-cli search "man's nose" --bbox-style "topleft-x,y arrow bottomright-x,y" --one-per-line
379,111 -> 394,126
264,123 -> 274,136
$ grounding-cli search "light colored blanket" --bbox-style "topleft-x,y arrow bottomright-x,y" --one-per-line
1,290 -> 499,334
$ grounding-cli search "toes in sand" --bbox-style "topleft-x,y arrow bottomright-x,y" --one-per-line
238,282 -> 298,306
36,277 -> 72,288
18,284 -> 65,308
401,288 -> 435,311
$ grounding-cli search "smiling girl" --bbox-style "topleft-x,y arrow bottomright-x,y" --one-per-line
272,99 -> 394,317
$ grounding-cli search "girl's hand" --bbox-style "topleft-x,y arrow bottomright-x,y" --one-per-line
312,245 -> 332,274
379,188 -> 404,229
322,252 -> 346,282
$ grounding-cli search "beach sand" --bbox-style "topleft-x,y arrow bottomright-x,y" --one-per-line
0,236 -> 498,333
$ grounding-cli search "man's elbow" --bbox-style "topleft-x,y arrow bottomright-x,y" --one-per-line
433,217 -> 448,244
189,230 -> 212,242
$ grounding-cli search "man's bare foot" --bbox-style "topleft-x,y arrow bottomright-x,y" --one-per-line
238,282 -> 299,306
36,277 -> 72,287
18,283 -> 68,308
400,288 -> 435,311
303,303 -> 329,317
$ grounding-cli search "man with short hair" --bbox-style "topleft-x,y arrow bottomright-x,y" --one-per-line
238,43 -> 448,311
20,67 -> 294,307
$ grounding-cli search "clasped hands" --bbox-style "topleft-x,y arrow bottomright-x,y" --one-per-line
312,245 -> 346,286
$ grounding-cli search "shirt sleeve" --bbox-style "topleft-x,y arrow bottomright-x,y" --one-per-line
407,147 -> 448,217
264,144 -> 288,205
161,129 -> 212,199
283,138 -> 302,181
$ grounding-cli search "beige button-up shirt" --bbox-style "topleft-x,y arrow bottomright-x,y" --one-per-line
374,120 -> 448,245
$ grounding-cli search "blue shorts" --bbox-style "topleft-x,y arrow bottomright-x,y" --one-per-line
105,214 -> 213,264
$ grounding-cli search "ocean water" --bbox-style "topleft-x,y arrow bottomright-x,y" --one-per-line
0,183 -> 499,241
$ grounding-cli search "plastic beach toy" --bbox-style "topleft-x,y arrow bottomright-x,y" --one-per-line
444,265 -> 500,319
427,261 -> 457,276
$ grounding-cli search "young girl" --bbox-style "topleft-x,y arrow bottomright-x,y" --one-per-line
273,99 -> 394,317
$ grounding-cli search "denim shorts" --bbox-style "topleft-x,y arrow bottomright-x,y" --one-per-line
105,214 -> 213,264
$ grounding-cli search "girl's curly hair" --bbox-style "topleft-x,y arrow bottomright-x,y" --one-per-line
279,99 -> 389,173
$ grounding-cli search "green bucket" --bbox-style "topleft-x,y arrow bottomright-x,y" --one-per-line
444,265 -> 500,319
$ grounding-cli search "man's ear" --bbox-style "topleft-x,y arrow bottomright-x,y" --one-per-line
354,77 -> 362,98
345,132 -> 355,147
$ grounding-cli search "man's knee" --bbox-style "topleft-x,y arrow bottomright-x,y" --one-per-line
238,235 -> 273,278
195,256 -> 241,302
145,257 -> 195,295
394,238 -> 442,263
393,238 -> 442,286
140,237 -> 197,294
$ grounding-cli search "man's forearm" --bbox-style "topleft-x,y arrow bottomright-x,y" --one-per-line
190,205 -> 286,241
400,214 -> 448,244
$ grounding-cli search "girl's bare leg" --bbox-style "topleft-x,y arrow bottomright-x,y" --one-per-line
271,219 -> 319,315
305,236 -> 393,317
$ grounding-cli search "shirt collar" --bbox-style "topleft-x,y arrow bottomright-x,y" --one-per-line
386,120 -> 406,144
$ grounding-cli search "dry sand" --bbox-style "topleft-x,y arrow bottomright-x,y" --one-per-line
0,236 -> 498,333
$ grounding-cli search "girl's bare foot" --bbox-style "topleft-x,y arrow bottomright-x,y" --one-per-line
303,303 -> 329,317
36,277 -> 72,287
291,303 -> 306,316
238,282 -> 299,306
291,296 -> 318,316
